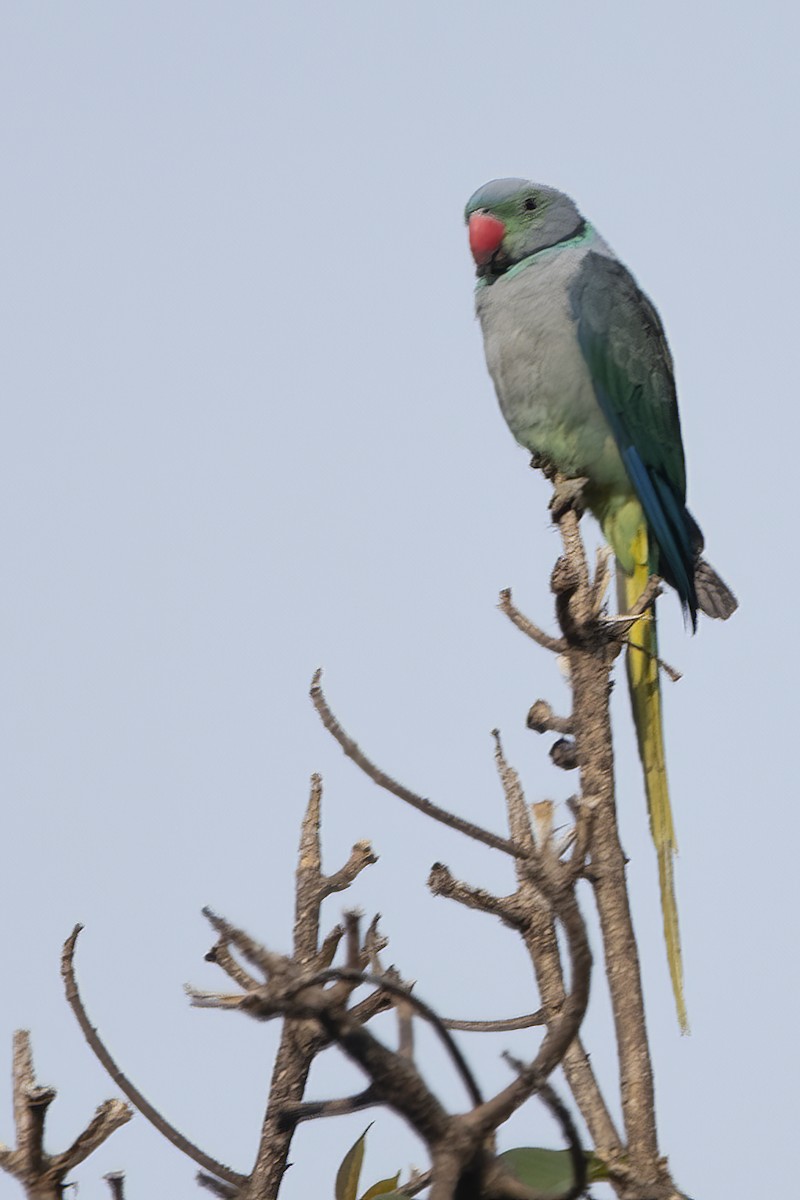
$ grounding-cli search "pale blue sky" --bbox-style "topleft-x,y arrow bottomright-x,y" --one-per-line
1,3 -> 796,1196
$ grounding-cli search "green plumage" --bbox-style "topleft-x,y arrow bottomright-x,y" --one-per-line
466,178 -> 737,1032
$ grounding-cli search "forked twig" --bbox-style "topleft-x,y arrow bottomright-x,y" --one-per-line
0,1031 -> 132,1200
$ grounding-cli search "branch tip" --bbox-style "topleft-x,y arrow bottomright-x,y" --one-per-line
311,676 -> 522,858
61,923 -> 245,1187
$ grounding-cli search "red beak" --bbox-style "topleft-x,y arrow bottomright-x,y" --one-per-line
468,211 -> 506,266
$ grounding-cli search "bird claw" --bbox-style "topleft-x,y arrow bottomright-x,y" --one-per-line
529,451 -> 556,477
549,477 -> 589,520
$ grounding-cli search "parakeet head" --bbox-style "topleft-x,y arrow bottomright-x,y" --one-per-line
465,179 -> 584,279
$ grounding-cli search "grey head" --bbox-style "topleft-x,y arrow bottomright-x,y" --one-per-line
465,178 -> 585,280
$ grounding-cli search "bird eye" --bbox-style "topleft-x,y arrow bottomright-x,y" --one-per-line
524,196 -> 537,211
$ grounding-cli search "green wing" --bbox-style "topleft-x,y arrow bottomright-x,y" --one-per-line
569,251 -> 698,615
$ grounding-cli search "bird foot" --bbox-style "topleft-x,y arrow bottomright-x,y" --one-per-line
549,476 -> 589,520
529,451 -> 556,478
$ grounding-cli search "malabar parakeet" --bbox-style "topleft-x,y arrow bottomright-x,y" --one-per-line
465,178 -> 736,1031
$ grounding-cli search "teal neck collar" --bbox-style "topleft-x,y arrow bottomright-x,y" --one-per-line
476,221 -> 594,288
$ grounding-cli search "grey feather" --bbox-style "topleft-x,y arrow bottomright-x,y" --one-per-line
694,558 -> 738,620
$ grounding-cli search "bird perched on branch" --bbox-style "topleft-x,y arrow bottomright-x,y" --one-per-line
465,178 -> 736,1032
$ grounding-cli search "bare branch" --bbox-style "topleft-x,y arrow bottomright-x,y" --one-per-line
396,990 -> 415,1061
248,777 -> 380,1198
291,963 -> 485,1109
427,710 -> 620,1155
549,738 -> 578,771
618,633 -> 683,683
400,1167 -> 433,1198
280,1086 -> 379,1127
343,909 -> 363,971
427,728 -> 618,1150
311,670 -> 524,858
361,913 -> 389,969
563,795 -> 599,885
466,883 -> 592,1137
50,1100 -> 132,1174
313,924 -> 345,971
104,1172 -> 126,1200
202,909 -> 283,980
11,1031 -> 56,1181
437,720 -> 592,1137
189,895 -> 595,1198
205,940 -> 260,991
590,543 -> 615,615
550,478 -> 591,599
293,771 -> 325,963
348,988 -> 394,1025
492,731 -> 535,853
45,467 -> 682,1198
498,588 -> 566,654
196,1173 -> 240,1198
495,727 -> 577,867
293,979 -> 453,1149
191,909 -> 486,1143
527,699 -> 573,736
428,861 -> 525,929
545,478 -> 677,1191
539,1091 -> 588,1200
499,1062 -> 587,1200
625,573 -> 662,619
442,1011 -> 546,1033
322,840 -> 378,895
530,800 -> 555,851
0,1031 -> 133,1200
60,927 -> 245,1189
513,863 -> 621,1152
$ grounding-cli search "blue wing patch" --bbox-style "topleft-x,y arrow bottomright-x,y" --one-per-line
594,379 -> 698,626
570,253 -> 699,625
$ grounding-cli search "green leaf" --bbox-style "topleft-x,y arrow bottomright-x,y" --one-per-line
335,1125 -> 373,1200
500,1147 -> 609,1191
360,1171 -> 401,1199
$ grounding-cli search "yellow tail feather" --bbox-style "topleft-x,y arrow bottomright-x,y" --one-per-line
622,531 -> 688,1034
